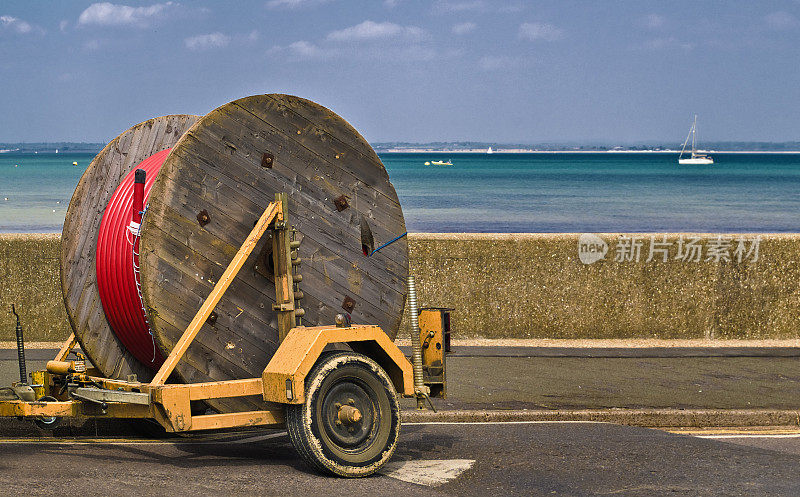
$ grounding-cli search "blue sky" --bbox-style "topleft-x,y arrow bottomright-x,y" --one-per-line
1,1 -> 799,143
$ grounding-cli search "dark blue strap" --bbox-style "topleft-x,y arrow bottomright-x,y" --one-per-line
370,232 -> 408,256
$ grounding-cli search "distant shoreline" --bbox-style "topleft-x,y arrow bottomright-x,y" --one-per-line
5,148 -> 800,156
379,149 -> 800,154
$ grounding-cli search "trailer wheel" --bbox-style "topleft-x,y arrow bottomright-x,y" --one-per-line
34,396 -> 62,430
286,352 -> 400,477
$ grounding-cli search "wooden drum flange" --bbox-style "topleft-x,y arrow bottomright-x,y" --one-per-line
61,95 -> 409,412
61,115 -> 200,381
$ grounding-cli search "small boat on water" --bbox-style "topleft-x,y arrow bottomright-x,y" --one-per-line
487,147 -> 493,154
679,115 -> 713,165
430,159 -> 453,166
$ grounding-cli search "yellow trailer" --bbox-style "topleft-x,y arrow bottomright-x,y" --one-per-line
1,198 -> 447,477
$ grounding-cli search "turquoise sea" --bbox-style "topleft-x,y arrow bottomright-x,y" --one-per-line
2,152 -> 800,233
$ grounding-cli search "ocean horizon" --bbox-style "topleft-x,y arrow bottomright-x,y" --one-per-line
2,151 -> 800,234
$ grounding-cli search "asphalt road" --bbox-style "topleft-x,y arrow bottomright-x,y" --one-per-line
2,422 -> 800,496
5,347 -> 800,411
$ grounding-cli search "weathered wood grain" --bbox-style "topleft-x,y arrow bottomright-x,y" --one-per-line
60,115 -> 200,380
141,95 -> 408,411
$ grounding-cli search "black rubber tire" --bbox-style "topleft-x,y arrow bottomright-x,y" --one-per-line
286,352 -> 400,477
33,396 -> 63,430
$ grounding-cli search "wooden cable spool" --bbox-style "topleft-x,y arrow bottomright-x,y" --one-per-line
60,95 -> 409,412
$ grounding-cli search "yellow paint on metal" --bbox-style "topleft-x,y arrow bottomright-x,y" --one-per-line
189,410 -> 284,431
55,333 -> 78,361
30,371 -> 47,399
46,360 -> 77,375
262,324 -> 414,404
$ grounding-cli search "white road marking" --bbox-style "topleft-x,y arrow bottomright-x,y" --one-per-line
696,434 -> 800,439
405,420 -> 603,426
380,459 -> 475,486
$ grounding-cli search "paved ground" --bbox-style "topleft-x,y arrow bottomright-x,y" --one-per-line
3,422 -> 800,496
6,346 -> 800,412
404,346 -> 800,411
4,346 -> 800,494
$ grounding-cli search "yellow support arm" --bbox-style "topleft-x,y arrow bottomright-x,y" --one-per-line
262,324 -> 414,404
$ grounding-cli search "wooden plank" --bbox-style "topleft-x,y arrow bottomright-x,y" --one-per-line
146,199 -> 404,348
150,201 -> 280,385
220,101 -> 406,231
154,152 -> 408,283
150,167 -> 407,313
172,115 -> 408,267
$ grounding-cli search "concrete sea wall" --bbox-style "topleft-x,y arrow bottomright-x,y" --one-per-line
0,234 -> 70,342
2,232 -> 799,342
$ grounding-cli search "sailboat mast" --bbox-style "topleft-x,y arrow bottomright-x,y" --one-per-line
691,115 -> 697,157
680,119 -> 692,158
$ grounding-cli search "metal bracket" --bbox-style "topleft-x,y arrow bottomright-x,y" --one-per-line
73,387 -> 150,406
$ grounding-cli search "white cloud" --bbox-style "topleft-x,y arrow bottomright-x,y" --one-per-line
77,2 -> 175,28
266,0 -> 331,8
452,22 -> 476,35
641,14 -> 665,29
270,38 -> 444,63
184,32 -> 230,50
0,15 -> 41,35
326,20 -> 424,42
518,22 -> 563,42
273,40 -> 334,59
764,11 -> 797,30
59,20 -> 69,32
289,41 -> 320,56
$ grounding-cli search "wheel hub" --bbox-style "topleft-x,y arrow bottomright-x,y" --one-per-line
337,403 -> 363,425
323,383 -> 375,447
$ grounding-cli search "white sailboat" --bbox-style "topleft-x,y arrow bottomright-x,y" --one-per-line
678,115 -> 713,165
486,146 -> 493,154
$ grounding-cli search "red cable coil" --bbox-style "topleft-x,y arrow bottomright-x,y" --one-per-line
96,148 -> 171,369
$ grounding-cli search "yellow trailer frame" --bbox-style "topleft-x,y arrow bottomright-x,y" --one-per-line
0,195 -> 414,436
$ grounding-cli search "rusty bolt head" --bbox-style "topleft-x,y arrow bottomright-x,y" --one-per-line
342,296 -> 356,313
333,195 -> 349,212
261,152 -> 274,168
196,209 -> 211,227
206,311 -> 217,325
